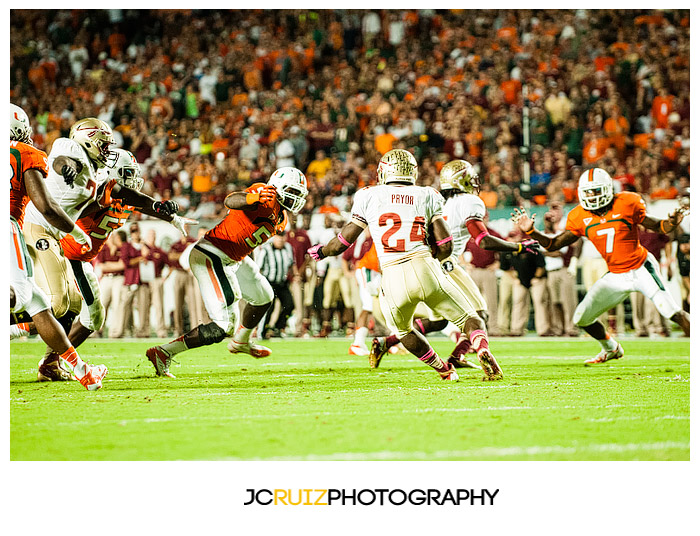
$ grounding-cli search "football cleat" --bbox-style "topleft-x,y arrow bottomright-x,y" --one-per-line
478,350 -> 503,381
349,344 -> 370,356
584,342 -> 624,365
369,337 -> 388,369
447,355 -> 480,370
439,364 -> 460,381
227,339 -> 271,358
37,354 -> 75,382
77,364 -> 108,391
146,346 -> 176,378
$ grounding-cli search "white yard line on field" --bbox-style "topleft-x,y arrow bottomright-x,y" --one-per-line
226,441 -> 690,461
17,403 -> 675,427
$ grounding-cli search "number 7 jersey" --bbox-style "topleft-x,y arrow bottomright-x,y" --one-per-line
350,184 -> 443,268
565,191 -> 648,273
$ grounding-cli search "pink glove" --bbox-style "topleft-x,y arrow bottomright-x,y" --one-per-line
307,244 -> 326,261
519,239 -> 540,255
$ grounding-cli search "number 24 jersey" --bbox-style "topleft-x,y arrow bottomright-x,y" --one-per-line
351,184 -> 443,268
565,192 -> 648,273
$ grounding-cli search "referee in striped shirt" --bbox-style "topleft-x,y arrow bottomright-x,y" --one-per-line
257,233 -> 296,337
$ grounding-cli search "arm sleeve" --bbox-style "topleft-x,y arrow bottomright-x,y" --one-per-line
350,188 -> 368,228
463,195 -> 486,223
632,194 -> 647,224
565,210 -> 583,237
426,187 -> 445,223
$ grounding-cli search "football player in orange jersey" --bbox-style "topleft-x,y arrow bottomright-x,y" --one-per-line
146,167 -> 308,378
512,168 -> 689,364
28,148 -> 194,380
10,103 -> 107,390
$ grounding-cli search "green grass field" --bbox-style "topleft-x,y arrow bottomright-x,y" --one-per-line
10,337 -> 690,461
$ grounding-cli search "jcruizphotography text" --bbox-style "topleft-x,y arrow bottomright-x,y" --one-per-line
244,488 -> 499,506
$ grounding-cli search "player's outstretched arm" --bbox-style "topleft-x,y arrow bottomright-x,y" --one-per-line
308,222 -> 365,260
511,206 -> 578,251
641,206 -> 688,235
109,183 -> 179,220
225,186 -> 277,211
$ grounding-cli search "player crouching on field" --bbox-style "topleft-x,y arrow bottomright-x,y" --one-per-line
308,149 -> 503,381
512,168 -> 689,364
146,167 -> 309,378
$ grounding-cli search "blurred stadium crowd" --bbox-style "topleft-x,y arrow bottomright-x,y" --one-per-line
10,8 -> 690,339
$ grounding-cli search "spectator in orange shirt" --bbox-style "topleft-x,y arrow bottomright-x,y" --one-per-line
652,88 -> 674,129
650,173 -> 679,200
582,129 -> 610,166
603,108 -> 630,154
479,182 -> 498,209
373,126 -> 397,155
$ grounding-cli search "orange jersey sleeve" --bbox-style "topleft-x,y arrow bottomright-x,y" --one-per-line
60,202 -> 134,261
204,184 -> 284,261
569,193 -> 648,273
10,141 -> 49,227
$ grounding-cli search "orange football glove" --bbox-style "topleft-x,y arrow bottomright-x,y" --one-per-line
97,179 -> 118,207
258,185 -> 278,208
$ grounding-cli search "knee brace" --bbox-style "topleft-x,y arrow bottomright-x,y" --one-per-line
199,321 -> 227,345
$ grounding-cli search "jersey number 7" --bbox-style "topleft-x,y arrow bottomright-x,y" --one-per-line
379,212 -> 426,253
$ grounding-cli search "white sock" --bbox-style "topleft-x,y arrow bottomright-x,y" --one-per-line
354,326 -> 369,346
161,336 -> 188,356
600,336 -> 617,352
234,326 -> 253,345
10,325 -> 29,340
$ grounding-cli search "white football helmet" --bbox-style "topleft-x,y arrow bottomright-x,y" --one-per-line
106,148 -> 144,191
268,167 -> 308,214
578,168 -> 614,211
439,159 -> 480,194
377,149 -> 418,185
10,103 -> 33,145
69,117 -> 115,168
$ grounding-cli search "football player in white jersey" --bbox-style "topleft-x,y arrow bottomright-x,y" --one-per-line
25,149 -> 191,380
23,118 -> 116,332
309,149 -> 503,381
371,159 -> 538,366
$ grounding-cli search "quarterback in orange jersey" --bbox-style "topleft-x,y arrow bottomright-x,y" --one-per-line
10,103 -> 107,390
26,149 -> 194,378
146,167 -> 309,378
512,167 -> 689,364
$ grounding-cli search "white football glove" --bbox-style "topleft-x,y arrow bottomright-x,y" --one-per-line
567,256 -> 578,278
171,215 -> 198,237
69,225 -> 92,252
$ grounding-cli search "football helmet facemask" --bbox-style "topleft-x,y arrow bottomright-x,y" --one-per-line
268,167 -> 309,214
69,117 -> 115,168
377,149 -> 418,185
439,159 -> 480,194
10,103 -> 33,145
107,148 -> 144,191
578,168 -> 614,211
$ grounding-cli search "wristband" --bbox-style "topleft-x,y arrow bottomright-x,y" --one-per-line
337,233 -> 351,247
660,220 -> 668,234
474,230 -> 488,246
245,192 -> 259,205
435,236 -> 453,246
525,227 -> 535,235
517,243 -> 523,254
